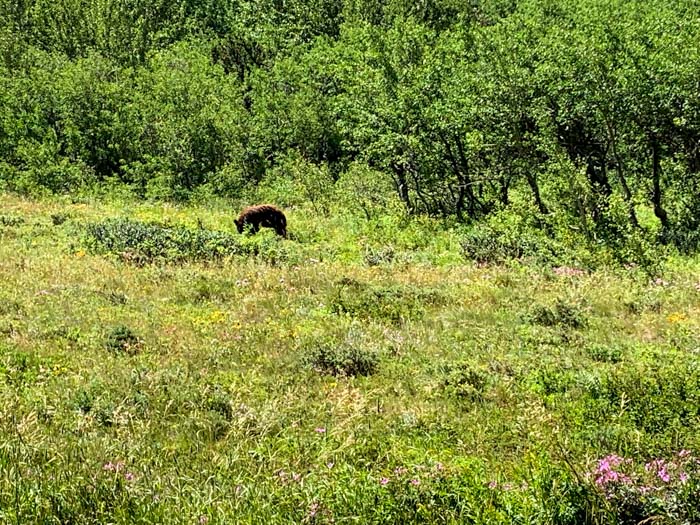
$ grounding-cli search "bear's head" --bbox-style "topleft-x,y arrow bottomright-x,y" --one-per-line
234,219 -> 243,234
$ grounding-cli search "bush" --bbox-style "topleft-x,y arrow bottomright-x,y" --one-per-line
104,325 -> 141,354
441,362 -> 490,402
529,300 -> 587,329
84,217 -> 250,263
301,341 -> 379,377
583,361 -> 700,435
461,218 -> 559,265
585,344 -> 624,364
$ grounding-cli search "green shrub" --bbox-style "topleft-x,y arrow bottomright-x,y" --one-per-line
461,221 -> 558,265
104,325 -> 141,354
84,218 -> 250,263
529,300 -> 587,329
301,340 -> 379,377
583,362 -> 700,435
441,362 -> 490,401
586,344 -> 624,364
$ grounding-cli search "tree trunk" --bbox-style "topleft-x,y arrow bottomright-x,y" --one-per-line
391,161 -> 412,214
651,139 -> 670,234
525,172 -> 549,215
603,118 -> 639,228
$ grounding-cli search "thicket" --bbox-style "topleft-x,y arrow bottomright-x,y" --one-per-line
1,0 -> 699,252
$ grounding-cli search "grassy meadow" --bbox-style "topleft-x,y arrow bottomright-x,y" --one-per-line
0,193 -> 699,523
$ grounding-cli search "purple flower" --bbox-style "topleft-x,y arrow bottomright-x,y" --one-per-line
124,472 -> 136,482
593,455 -> 631,486
488,481 -> 497,489
410,478 -> 420,486
658,467 -> 670,483
380,477 -> 390,486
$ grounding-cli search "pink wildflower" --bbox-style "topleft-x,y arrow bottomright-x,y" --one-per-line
124,472 -> 136,482
410,478 -> 420,486
488,481 -> 497,489
394,467 -> 408,476
199,516 -> 209,525
380,477 -> 390,486
594,455 -> 630,486
680,472 -> 689,483
314,427 -> 326,434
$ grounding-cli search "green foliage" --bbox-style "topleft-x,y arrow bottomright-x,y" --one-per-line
84,217 -> 248,263
0,214 -> 24,227
529,300 -> 587,329
585,344 -> 624,364
104,325 -> 140,354
301,338 -> 379,377
329,278 -> 446,324
1,195 -> 700,523
584,361 -> 700,435
1,0 -> 699,258
441,362 -> 490,402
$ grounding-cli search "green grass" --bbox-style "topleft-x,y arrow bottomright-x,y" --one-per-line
0,193 -> 699,524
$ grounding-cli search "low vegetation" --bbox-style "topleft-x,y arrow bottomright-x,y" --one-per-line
0,193 -> 698,523
1,0 -> 699,521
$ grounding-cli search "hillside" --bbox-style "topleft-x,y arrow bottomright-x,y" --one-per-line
1,194 -> 699,523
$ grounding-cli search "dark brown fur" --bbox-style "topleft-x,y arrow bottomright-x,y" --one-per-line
235,204 -> 287,237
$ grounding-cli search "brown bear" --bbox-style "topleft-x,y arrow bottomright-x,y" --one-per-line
235,204 -> 287,238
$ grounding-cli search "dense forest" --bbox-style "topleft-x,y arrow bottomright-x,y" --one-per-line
1,0 -> 699,250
